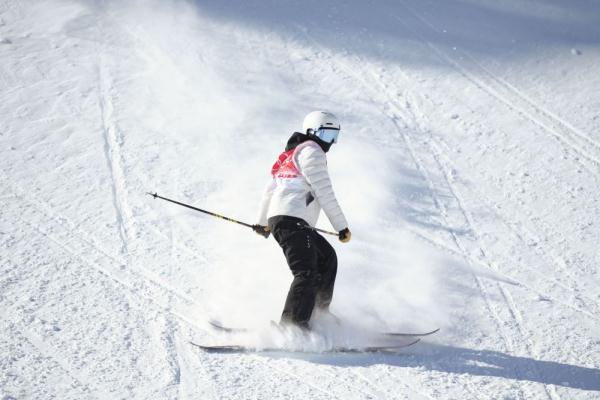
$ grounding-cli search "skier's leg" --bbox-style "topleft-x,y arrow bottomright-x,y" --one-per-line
270,218 -> 319,328
313,233 -> 338,310
281,268 -> 317,328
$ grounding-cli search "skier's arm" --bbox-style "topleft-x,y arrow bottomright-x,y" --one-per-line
296,145 -> 348,232
256,178 -> 276,227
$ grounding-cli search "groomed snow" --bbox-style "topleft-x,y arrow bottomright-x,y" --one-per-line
1,0 -> 599,399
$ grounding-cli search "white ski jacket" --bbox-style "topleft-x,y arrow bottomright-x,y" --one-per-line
257,140 -> 348,232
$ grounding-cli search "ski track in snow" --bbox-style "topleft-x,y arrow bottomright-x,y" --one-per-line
396,1 -> 600,161
2,178 -> 200,310
409,122 -> 566,400
97,19 -> 135,256
392,4 -> 597,398
1,193 -> 213,398
381,42 -> 600,317
4,197 -> 203,331
389,3 -> 600,318
97,12 -> 192,397
393,7 -> 592,398
429,139 -> 600,319
388,4 -> 600,185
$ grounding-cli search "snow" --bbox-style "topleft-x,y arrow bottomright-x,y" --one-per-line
2,0 -> 600,399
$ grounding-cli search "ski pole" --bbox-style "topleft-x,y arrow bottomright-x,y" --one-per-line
146,192 -> 338,237
147,192 -> 253,228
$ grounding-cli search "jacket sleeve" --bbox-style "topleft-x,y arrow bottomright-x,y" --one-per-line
256,179 -> 276,226
296,144 -> 348,232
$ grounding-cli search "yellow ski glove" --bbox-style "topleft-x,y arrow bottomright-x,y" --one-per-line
338,228 -> 351,243
252,224 -> 270,239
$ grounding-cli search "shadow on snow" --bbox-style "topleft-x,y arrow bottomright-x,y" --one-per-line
190,0 -> 600,68
285,343 -> 600,392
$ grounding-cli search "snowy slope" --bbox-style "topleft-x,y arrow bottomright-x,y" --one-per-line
2,0 -> 600,399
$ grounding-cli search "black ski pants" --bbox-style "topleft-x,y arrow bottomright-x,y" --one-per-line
268,216 -> 337,328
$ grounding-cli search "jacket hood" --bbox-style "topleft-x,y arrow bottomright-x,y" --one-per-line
285,132 -> 332,153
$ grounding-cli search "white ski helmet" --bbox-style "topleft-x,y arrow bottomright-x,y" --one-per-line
302,111 -> 341,143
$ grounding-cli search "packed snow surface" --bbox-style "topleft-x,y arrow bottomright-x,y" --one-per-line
2,0 -> 600,399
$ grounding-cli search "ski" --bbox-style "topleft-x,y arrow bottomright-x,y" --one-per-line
209,320 -> 439,338
209,320 -> 247,333
384,328 -> 440,337
190,338 -> 420,354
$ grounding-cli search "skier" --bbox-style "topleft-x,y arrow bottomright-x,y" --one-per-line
253,111 -> 351,330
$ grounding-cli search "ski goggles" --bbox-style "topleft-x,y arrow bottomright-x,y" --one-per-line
314,127 -> 340,143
